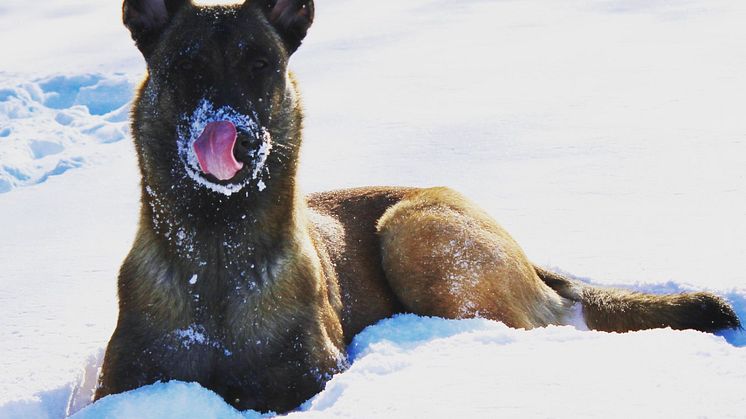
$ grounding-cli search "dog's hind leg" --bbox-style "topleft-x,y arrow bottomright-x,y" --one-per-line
376,187 -> 572,329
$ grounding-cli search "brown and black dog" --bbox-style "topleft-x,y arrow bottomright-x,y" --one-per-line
97,0 -> 741,413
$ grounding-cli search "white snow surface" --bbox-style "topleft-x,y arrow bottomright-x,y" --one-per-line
2,0 -> 746,418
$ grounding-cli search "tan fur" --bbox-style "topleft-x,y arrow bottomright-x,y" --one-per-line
311,185 -> 738,334
376,187 -> 569,328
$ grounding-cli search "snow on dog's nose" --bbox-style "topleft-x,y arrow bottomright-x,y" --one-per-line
193,121 -> 244,181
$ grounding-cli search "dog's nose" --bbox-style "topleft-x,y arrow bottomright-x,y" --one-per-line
233,136 -> 253,160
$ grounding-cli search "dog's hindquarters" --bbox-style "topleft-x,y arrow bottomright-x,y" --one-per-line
534,266 -> 741,333
377,187 -> 571,329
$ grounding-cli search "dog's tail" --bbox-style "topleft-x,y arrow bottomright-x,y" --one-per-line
534,266 -> 741,333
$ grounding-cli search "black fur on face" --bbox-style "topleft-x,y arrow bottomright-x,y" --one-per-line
137,5 -> 290,194
122,0 -> 314,234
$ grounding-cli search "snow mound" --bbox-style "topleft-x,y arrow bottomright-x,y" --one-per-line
8,289 -> 745,419
296,315 -> 746,418
71,381 -> 266,419
64,315 -> 746,419
0,385 -> 70,419
0,73 -> 133,192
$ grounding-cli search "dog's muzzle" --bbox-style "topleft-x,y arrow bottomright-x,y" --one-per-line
193,121 -> 244,181
177,99 -> 272,196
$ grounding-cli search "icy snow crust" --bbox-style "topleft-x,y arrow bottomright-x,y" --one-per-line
3,0 -> 746,418
177,99 -> 273,196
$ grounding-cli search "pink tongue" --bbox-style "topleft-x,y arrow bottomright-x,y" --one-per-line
193,121 -> 244,181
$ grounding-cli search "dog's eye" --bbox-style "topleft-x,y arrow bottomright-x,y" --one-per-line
252,59 -> 269,72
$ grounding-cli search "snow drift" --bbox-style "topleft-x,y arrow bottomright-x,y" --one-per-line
68,316 -> 746,419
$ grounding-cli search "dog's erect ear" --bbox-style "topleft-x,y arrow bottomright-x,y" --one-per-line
123,0 -> 191,56
256,0 -> 315,54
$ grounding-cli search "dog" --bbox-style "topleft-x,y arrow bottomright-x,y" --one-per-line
96,0 -> 741,413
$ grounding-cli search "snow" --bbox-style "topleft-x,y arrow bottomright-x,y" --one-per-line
71,381 -> 265,419
0,74 -> 134,191
296,316 -> 746,418
2,0 -> 746,418
174,325 -> 209,349
54,317 -> 746,418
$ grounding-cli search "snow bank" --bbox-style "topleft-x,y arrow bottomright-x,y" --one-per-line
6,291 -> 742,418
63,315 -> 746,419
296,316 -> 746,418
0,386 -> 70,419
71,382 -> 265,419
0,73 -> 133,193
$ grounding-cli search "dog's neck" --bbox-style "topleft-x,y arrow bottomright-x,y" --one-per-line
139,163 -> 306,264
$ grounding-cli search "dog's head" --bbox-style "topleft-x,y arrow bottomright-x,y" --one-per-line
124,0 -> 313,198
